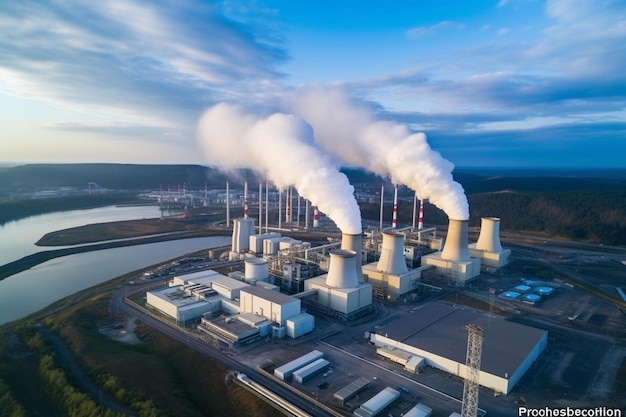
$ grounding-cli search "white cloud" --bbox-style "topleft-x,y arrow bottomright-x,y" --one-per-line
405,21 -> 465,38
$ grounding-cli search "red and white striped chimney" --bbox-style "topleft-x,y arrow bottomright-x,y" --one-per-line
243,180 -> 248,218
392,184 -> 398,228
313,205 -> 319,228
418,199 -> 424,229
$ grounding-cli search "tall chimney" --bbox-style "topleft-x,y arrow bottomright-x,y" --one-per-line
341,233 -> 363,281
377,232 -> 408,275
305,199 -> 310,229
286,186 -> 291,223
244,180 -> 249,218
278,188 -> 282,229
418,199 -> 424,229
379,182 -> 384,231
226,180 -> 230,226
313,206 -> 319,228
441,219 -> 471,262
258,181 -> 262,234
392,184 -> 398,228
326,250 -> 359,289
475,217 -> 503,253
265,180 -> 269,233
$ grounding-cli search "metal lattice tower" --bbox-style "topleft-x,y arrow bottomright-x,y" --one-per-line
461,324 -> 484,417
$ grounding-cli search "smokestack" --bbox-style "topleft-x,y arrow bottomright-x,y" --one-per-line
379,182 -> 384,231
226,180 -> 230,226
265,180 -> 269,233
244,180 -> 249,218
278,189 -> 282,229
441,219 -> 471,262
392,184 -> 398,228
286,186 -> 291,223
377,232 -> 408,275
305,199 -> 310,229
326,250 -> 359,289
341,233 -> 363,282
418,199 -> 424,229
258,181 -> 262,233
475,217 -> 503,253
297,194 -> 301,227
313,205 -> 319,227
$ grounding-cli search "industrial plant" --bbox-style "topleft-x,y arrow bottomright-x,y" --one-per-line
138,178 -> 563,417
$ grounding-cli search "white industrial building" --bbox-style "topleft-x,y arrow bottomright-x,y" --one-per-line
369,301 -> 548,395
274,350 -> 325,381
468,217 -> 511,269
354,387 -> 400,417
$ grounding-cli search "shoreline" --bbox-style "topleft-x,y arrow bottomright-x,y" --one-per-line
0,229 -> 230,281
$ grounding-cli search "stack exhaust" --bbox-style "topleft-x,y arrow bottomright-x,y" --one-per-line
244,180 -> 249,218
441,219 -> 470,262
313,206 -> 319,227
341,233 -> 363,282
326,250 -> 359,289
377,232 -> 408,275
475,217 -> 503,253
392,184 -> 398,228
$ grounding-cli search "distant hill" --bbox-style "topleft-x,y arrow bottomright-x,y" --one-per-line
1,164 -> 624,244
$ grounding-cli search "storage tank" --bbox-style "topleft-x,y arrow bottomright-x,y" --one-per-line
475,217 -> 503,253
377,232 -> 408,275
326,250 -> 359,289
244,257 -> 269,282
441,219 -> 470,262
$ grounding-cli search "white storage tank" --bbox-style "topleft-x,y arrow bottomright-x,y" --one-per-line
245,257 -> 269,282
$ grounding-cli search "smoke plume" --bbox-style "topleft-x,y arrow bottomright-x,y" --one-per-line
197,103 -> 362,234
286,88 -> 469,220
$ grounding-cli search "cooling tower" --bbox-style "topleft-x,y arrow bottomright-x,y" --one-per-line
341,233 -> 363,281
475,217 -> 503,253
326,250 -> 359,289
441,219 -> 470,262
377,232 -> 408,275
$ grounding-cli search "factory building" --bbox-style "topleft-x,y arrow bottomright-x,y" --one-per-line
369,301 -> 548,395
354,387 -> 400,417
421,219 -> 482,285
468,217 -> 511,269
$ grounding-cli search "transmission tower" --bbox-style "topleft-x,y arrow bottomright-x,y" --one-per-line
462,324 -> 484,417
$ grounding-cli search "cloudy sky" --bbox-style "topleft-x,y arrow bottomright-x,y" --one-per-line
1,0 -> 624,168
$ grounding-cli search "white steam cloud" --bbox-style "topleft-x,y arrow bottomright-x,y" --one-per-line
197,103 -> 362,234
285,89 -> 469,220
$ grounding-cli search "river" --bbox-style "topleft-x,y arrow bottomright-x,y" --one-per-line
0,206 -> 230,325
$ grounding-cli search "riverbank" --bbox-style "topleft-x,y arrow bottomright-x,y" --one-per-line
0,228 -> 231,281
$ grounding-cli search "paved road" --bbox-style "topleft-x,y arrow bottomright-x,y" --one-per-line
112,283 -> 335,417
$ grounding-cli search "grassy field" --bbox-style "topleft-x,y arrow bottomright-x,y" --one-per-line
0,279 -> 282,417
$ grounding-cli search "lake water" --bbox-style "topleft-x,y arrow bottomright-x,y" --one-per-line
0,206 -> 230,325
0,205 -> 178,266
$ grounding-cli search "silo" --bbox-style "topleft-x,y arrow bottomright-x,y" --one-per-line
441,219 -> 470,262
245,257 -> 269,282
474,217 -> 503,253
377,232 -> 408,275
325,250 -> 359,289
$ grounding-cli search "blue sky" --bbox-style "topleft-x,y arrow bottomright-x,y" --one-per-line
1,0 -> 624,168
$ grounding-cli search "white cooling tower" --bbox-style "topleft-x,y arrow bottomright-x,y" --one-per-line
232,218 -> 255,253
377,232 -> 408,275
326,250 -> 359,289
475,217 -> 503,253
244,257 -> 269,282
441,219 -> 471,262
341,233 -> 363,281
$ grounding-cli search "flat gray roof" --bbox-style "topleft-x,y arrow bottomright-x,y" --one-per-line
241,285 -> 299,305
375,301 -> 547,377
